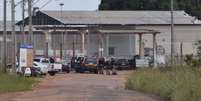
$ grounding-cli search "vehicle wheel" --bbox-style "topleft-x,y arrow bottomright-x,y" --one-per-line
94,69 -> 98,74
75,68 -> 79,73
66,70 -> 70,73
75,69 -> 82,73
112,71 -> 117,75
48,71 -> 56,76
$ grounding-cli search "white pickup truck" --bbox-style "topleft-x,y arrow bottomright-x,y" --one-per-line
52,61 -> 62,72
33,58 -> 62,76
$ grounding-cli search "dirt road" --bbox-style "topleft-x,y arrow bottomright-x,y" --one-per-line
3,71 -> 163,101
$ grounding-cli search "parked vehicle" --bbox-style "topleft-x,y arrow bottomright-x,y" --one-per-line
74,57 -> 85,73
116,59 -> 130,70
33,62 -> 48,75
34,57 -> 51,66
53,61 -> 63,72
30,67 -> 42,77
74,57 -> 98,74
33,57 -> 57,76
62,60 -> 70,73
83,58 -> 98,73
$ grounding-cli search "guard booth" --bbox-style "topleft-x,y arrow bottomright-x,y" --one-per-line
18,44 -> 34,75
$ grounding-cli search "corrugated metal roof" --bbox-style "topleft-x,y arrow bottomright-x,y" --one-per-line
1,11 -> 201,31
42,10 -> 201,25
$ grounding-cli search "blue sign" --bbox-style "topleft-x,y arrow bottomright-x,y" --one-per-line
20,44 -> 33,49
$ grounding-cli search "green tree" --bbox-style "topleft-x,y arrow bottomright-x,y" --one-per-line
99,0 -> 201,19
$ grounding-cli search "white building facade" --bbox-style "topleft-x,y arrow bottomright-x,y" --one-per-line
1,10 -> 200,59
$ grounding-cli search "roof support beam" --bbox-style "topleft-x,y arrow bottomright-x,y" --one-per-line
153,33 -> 157,67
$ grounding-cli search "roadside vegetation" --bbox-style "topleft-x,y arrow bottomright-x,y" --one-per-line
0,73 -> 38,93
126,67 -> 201,101
126,40 -> 201,101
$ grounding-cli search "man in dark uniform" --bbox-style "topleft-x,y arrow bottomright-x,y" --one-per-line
71,57 -> 76,70
104,60 -> 111,75
98,57 -> 105,74
110,58 -> 117,75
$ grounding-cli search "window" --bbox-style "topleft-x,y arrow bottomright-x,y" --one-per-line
34,59 -> 40,62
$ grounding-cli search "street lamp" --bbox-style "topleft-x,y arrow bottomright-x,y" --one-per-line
59,3 -> 64,18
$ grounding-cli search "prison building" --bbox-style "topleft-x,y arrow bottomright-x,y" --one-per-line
1,11 -> 201,61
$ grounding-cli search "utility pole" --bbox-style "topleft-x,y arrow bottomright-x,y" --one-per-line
11,0 -> 16,72
3,0 -> 7,72
28,0 -> 33,45
22,0 -> 25,44
59,2 -> 64,59
171,0 -> 175,65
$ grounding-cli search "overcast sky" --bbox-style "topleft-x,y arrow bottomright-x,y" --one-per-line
0,0 -> 101,20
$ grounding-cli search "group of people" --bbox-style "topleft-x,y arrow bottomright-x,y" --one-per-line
97,57 -> 117,75
71,57 -> 117,75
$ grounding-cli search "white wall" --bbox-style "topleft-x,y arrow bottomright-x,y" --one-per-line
136,25 -> 201,56
32,25 -> 201,57
88,34 -> 135,57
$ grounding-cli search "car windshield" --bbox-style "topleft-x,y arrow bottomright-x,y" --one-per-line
41,59 -> 50,63
118,59 -> 128,63
85,59 -> 97,64
34,59 -> 40,62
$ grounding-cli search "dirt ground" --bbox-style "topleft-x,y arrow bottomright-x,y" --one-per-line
0,71 -> 163,101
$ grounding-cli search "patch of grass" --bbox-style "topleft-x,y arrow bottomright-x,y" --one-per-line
0,73 -> 38,93
126,67 -> 201,101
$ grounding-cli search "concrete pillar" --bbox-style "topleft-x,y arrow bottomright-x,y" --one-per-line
139,34 -> 144,59
72,34 -> 76,57
81,32 -> 85,55
44,31 -> 51,58
60,31 -> 64,59
129,34 -> 133,56
98,33 -> 104,58
106,34 -> 109,57
64,30 -> 67,57
153,33 -> 157,67
101,34 -> 104,57
87,30 -> 90,56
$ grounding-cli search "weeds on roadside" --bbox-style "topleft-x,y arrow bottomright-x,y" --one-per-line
126,66 -> 201,101
0,73 -> 38,93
